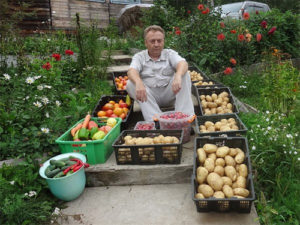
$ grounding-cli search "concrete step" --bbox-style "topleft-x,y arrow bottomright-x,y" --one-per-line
111,54 -> 132,64
107,65 -> 130,73
58,183 -> 260,225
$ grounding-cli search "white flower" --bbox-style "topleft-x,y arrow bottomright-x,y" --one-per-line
294,151 -> 297,155
33,101 -> 42,108
298,158 -> 300,161
286,134 -> 293,139
239,85 -> 247,89
271,121 -> 273,124
41,127 -> 49,134
266,118 -> 269,122
24,193 -> 28,196
28,191 -> 37,197
15,73 -> 18,76
295,134 -> 298,137
41,97 -> 49,105
9,181 -> 15,185
257,125 -> 260,128
252,146 -> 256,150
34,75 -> 41,80
283,144 -> 286,147
244,81 -> 247,83
45,112 -> 49,118
266,111 -> 269,114
3,73 -> 11,80
25,96 -> 29,100
267,126 -> 271,130
55,100 -> 61,107
269,137 -> 273,141
37,85 -> 43,90
52,207 -> 60,216
284,151 -> 287,154
26,77 -> 34,84
47,39 -> 51,41
44,85 -> 52,89
250,138 -> 254,141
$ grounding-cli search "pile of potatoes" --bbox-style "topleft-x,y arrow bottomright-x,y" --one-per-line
199,118 -> 239,133
194,80 -> 214,86
195,143 -> 250,199
200,91 -> 234,115
117,135 -> 180,163
189,70 -> 205,82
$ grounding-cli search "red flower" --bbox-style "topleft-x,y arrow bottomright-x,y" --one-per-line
256,33 -> 262,42
175,30 -> 182,35
268,26 -> 276,35
238,34 -> 245,42
243,12 -> 250,20
42,62 -> 52,70
197,4 -> 204,11
256,10 -> 259,15
230,58 -> 237,65
260,20 -> 267,29
217,33 -> 225,41
202,8 -> 210,14
220,22 -> 225,28
187,10 -> 191,14
224,67 -> 233,75
65,49 -> 74,55
52,53 -> 61,61
230,29 -> 237,34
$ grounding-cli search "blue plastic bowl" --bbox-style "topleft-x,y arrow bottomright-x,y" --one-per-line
39,153 -> 86,201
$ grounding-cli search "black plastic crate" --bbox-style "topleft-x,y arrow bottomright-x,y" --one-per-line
191,79 -> 224,97
195,114 -> 247,137
188,66 -> 210,81
92,95 -> 134,130
112,130 -> 183,165
112,71 -> 128,95
192,137 -> 255,213
197,87 -> 239,116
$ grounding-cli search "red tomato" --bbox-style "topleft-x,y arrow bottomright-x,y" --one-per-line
102,103 -> 114,111
106,109 -> 113,117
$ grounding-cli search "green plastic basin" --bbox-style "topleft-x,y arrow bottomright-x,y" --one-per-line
39,153 -> 86,201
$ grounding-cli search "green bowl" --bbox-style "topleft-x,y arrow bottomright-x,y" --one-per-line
39,153 -> 86,201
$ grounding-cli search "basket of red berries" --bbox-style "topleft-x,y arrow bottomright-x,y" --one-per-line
134,121 -> 156,130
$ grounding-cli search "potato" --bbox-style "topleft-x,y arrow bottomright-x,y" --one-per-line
231,125 -> 239,130
216,107 -> 223,114
214,165 -> 225,176
204,158 -> 215,172
201,101 -> 208,108
225,155 -> 236,167
211,108 -> 217,114
124,135 -> 132,141
228,118 -> 236,124
125,139 -> 135,145
199,125 -> 206,132
207,126 -> 216,132
213,191 -> 225,198
172,137 -> 180,143
221,176 -> 232,186
220,119 -> 227,124
196,167 -> 208,184
227,103 -> 233,109
195,193 -> 205,199
211,93 -> 218,101
203,144 -> 217,153
229,148 -> 238,157
215,98 -> 223,106
216,146 -> 230,158
236,176 -> 246,188
197,148 -> 206,164
215,158 -> 225,167
238,164 -> 248,177
200,95 -> 205,100
233,195 -> 245,199
223,97 -> 230,103
232,181 -> 238,189
233,188 -> 249,197
206,95 -> 213,102
214,122 -> 222,130
198,184 -> 214,198
207,102 -> 217,108
222,185 -> 234,198
204,121 -> 214,128
235,149 -> 245,164
208,153 -> 217,161
220,125 -> 231,131
225,166 -> 237,181
207,172 -> 224,191
204,109 -> 211,115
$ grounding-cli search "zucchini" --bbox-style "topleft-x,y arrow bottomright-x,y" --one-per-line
46,168 -> 61,178
53,171 -> 65,178
48,165 -> 56,171
52,160 -> 66,168
65,160 -> 77,166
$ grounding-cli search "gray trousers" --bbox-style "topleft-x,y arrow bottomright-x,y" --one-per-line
126,72 -> 195,121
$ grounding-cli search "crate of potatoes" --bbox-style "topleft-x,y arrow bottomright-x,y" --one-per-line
192,137 -> 255,213
195,114 -> 247,137
197,87 -> 239,116
112,130 -> 183,165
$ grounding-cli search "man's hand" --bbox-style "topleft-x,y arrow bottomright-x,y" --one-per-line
136,81 -> 147,102
172,74 -> 182,94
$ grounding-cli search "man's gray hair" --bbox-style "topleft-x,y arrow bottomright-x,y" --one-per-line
144,25 -> 165,39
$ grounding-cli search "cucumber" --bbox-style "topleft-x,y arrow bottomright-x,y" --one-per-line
48,165 -> 56,171
65,160 -> 77,166
46,168 -> 61,178
52,160 -> 66,168
66,170 -> 74,176
53,171 -> 65,178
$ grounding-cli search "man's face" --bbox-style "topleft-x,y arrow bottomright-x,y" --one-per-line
145,30 -> 164,57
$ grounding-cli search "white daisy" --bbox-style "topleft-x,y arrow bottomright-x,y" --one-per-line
47,38 -> 51,41
252,146 -> 256,150
52,207 -> 60,215
55,100 -> 61,107
34,75 -> 41,80
26,77 -> 34,84
28,191 -> 37,197
45,112 -> 49,118
33,101 -> 42,108
3,73 -> 11,80
286,134 -> 293,139
41,97 -> 49,105
266,111 -> 269,114
294,151 -> 297,155
266,118 -> 269,122
9,181 -> 15,185
37,85 -> 43,90
44,85 -> 52,89
267,126 -> 271,130
41,127 -> 49,134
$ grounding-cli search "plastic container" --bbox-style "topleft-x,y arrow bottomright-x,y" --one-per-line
191,80 -> 224,97
195,114 -> 247,137
196,87 -> 239,116
154,111 -> 195,144
39,153 -> 86,201
92,95 -> 134,130
134,121 -> 156,130
188,65 -> 210,80
112,130 -> 183,165
55,117 -> 122,165
192,137 -> 255,213
112,72 -> 128,95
